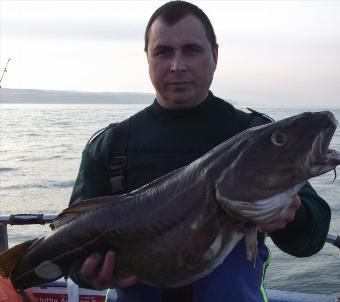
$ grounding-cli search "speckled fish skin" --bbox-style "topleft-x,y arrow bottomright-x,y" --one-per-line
1,111 -> 339,291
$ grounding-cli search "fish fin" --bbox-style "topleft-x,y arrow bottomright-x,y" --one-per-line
177,215 -> 220,269
0,239 -> 36,277
245,227 -> 259,266
177,230 -> 212,269
51,195 -> 122,230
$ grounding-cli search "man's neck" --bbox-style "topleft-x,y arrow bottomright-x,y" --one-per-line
155,92 -> 209,110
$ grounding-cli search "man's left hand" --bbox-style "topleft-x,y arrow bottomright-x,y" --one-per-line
259,195 -> 301,233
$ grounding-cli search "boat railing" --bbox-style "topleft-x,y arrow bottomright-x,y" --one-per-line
0,214 -> 339,302
0,214 -> 57,251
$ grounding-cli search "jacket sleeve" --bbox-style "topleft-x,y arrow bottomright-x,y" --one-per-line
270,182 -> 331,257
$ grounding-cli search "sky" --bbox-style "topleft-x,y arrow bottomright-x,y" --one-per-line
1,0 -> 339,107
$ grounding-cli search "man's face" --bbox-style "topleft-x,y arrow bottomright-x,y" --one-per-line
147,15 -> 218,109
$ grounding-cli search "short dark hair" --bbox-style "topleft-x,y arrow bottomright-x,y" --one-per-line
144,1 -> 217,52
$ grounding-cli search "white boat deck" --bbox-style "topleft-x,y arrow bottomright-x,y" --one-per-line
38,279 -> 339,302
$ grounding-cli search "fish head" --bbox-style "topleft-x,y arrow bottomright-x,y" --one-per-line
215,111 -> 339,202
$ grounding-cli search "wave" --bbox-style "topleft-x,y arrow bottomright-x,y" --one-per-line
3,180 -> 75,190
53,180 -> 75,188
0,167 -> 18,172
18,155 -> 65,162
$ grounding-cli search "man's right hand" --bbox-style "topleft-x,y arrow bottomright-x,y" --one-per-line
80,251 -> 138,290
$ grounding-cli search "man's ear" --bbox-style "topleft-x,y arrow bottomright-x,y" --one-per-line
213,44 -> 219,65
145,50 -> 150,63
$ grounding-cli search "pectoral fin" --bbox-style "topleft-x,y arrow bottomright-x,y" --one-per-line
0,239 -> 36,277
177,214 -> 220,269
177,229 -> 217,269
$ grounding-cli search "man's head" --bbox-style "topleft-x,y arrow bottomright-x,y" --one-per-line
145,1 -> 219,109
144,1 -> 218,52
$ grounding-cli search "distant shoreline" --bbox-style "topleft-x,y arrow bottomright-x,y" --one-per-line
0,88 -> 155,104
1,88 -> 339,109
0,101 -> 153,104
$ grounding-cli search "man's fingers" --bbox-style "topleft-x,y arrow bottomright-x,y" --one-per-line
260,222 -> 286,233
284,207 -> 296,223
284,196 -> 301,223
80,253 -> 102,281
290,195 -> 301,210
96,251 -> 115,284
80,251 -> 139,290
260,196 -> 302,233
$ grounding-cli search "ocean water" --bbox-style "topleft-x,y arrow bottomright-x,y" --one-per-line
0,103 -> 339,294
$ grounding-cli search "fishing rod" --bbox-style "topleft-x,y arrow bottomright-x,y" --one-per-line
0,213 -> 339,248
0,58 -> 11,88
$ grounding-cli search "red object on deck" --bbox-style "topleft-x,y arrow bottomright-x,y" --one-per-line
32,292 -> 106,302
30,284 -> 107,302
0,277 -> 37,302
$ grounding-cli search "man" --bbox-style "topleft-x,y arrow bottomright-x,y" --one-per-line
69,1 -> 330,301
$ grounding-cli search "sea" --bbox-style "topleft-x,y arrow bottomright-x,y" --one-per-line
0,103 -> 339,295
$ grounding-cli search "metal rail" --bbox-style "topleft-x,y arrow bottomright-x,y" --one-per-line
326,233 -> 340,249
0,214 -> 57,251
0,213 -> 57,225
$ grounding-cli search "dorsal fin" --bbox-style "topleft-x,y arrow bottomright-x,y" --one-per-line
0,239 -> 37,277
50,195 -> 123,230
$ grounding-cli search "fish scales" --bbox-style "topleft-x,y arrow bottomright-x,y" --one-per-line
0,111 -> 339,290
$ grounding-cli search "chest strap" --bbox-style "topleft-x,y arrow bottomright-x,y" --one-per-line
109,118 -> 130,194
247,108 -> 273,127
107,109 -> 272,195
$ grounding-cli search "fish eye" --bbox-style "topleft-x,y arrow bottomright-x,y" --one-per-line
270,131 -> 288,147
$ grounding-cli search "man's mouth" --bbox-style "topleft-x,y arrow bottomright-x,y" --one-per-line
167,81 -> 192,86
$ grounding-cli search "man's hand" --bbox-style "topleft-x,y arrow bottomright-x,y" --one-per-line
235,195 -> 301,234
80,251 -> 138,290
259,195 -> 301,233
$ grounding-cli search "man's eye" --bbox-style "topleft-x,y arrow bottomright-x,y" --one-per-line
184,47 -> 201,55
155,49 -> 171,57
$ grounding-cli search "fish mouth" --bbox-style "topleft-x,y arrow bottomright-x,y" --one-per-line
309,113 -> 340,176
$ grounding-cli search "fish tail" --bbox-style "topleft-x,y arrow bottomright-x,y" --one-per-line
0,239 -> 37,277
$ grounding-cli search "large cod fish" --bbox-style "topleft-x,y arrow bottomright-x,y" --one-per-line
1,111 -> 339,291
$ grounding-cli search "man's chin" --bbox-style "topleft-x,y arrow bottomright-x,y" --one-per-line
165,92 -> 202,109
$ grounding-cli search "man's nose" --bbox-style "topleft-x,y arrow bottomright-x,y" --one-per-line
170,53 -> 187,73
